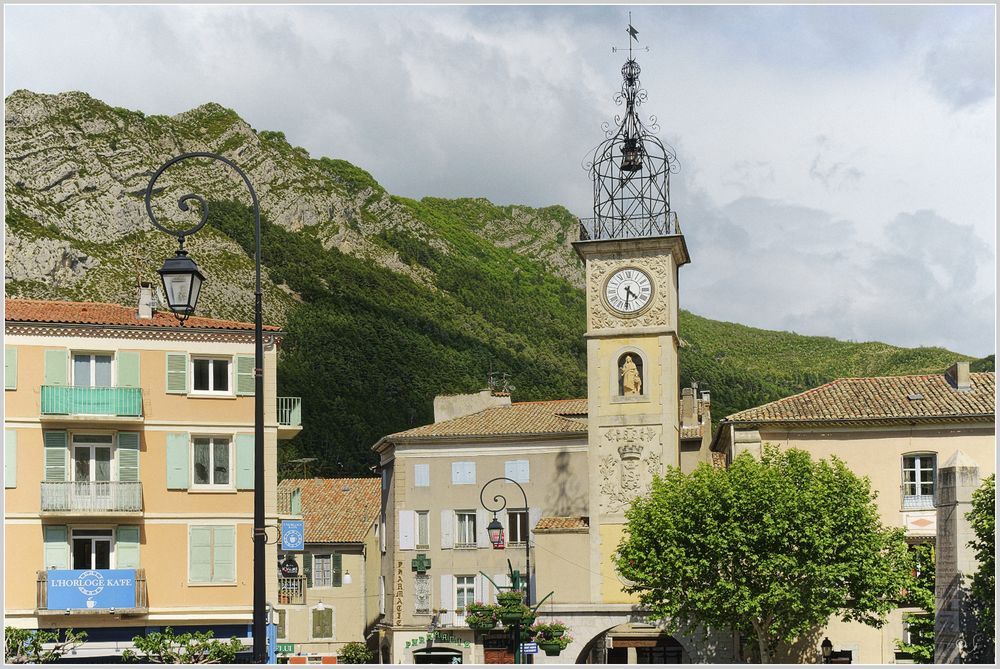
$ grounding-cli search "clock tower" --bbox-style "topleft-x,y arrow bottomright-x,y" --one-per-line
573,43 -> 690,603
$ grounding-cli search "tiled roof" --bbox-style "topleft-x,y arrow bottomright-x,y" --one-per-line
5,298 -> 281,332
535,516 -> 589,530
277,478 -> 380,543
726,373 -> 995,423
680,425 -> 703,440
387,398 -> 588,440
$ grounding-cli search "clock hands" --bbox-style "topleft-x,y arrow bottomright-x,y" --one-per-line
624,285 -> 638,309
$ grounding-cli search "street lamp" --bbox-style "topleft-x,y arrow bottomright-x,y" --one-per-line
146,152 -> 267,663
487,514 -> 505,548
820,637 -> 833,664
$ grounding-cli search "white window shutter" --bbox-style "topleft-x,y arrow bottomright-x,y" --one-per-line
476,509 -> 490,548
519,460 -> 530,483
504,461 -> 516,480
451,463 -> 462,484
467,462 -> 476,484
440,509 -> 454,549
399,510 -> 415,550
494,573 -> 509,591
414,464 -> 429,487
475,574 -> 487,603
439,574 -> 454,625
529,507 -> 542,543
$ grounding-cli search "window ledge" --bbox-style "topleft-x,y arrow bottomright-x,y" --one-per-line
189,488 -> 239,494
610,394 -> 651,404
187,582 -> 238,587
454,544 -> 478,550
188,393 -> 238,400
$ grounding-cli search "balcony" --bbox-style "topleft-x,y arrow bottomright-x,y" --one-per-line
40,481 -> 143,515
277,396 -> 302,439
277,576 -> 306,605
41,386 -> 143,420
36,568 -> 148,615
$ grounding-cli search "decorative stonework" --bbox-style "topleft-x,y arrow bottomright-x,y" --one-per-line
5,323 -> 277,345
588,255 -> 671,330
598,426 -> 662,514
414,574 -> 431,614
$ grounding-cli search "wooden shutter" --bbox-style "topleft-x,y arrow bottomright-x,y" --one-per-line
439,574 -> 454,625
213,526 -> 235,582
43,349 -> 68,386
451,462 -> 462,484
276,609 -> 286,639
332,553 -> 343,587
519,460 -> 530,483
4,347 -> 16,389
303,552 -> 313,587
476,509 -> 490,548
414,463 -> 429,487
165,352 -> 188,394
440,509 -> 454,549
43,525 -> 70,569
235,355 -> 254,396
43,431 -> 68,482
5,429 -> 16,488
504,460 -> 517,481
399,510 -> 415,550
117,432 -> 140,482
165,433 -> 190,489
290,488 -> 302,515
117,351 -> 141,388
312,607 -> 333,638
189,526 -> 212,583
234,434 -> 254,489
116,525 -> 141,569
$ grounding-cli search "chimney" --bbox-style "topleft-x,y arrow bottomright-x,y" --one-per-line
433,389 -> 512,423
680,386 -> 698,428
137,282 -> 155,319
945,361 -> 971,391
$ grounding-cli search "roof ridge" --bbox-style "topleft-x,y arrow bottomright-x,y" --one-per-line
512,398 -> 586,406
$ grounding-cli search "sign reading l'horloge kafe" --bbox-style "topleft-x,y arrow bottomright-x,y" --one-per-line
47,570 -> 137,610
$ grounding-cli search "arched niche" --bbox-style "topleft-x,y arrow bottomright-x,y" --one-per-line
610,346 -> 649,400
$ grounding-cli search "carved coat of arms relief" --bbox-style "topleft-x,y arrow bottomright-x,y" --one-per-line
598,425 -> 663,515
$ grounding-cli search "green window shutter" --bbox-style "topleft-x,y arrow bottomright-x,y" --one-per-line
189,526 -> 213,583
43,431 -> 68,482
117,432 -> 140,482
290,488 -> 302,515
235,355 -> 255,396
234,434 -> 254,490
312,608 -> 333,638
5,347 -> 17,389
166,433 -> 190,489
116,525 -> 141,569
43,349 -> 68,386
303,552 -> 313,588
212,526 -> 236,583
5,429 -> 17,488
332,553 -> 343,587
165,353 -> 188,394
276,609 -> 286,639
117,351 -> 141,388
43,525 -> 69,570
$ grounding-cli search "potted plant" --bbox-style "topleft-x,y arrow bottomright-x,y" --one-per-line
496,590 -> 524,608
464,602 -> 499,631
530,621 -> 567,640
537,634 -> 572,657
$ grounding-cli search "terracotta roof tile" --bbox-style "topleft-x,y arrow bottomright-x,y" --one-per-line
680,425 -> 703,439
535,516 -> 589,530
5,298 -> 281,332
388,399 -> 588,440
727,372 -> 995,423
277,478 -> 380,543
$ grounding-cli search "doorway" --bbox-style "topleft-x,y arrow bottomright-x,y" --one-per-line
412,648 -> 463,664
72,435 -> 113,510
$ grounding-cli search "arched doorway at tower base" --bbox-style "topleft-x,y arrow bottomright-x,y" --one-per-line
577,623 -> 686,664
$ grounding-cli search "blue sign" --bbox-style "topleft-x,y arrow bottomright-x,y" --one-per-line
521,643 -> 538,654
47,570 -> 136,610
281,520 -> 305,550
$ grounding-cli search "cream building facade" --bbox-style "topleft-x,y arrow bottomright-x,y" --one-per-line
3,296 -> 301,660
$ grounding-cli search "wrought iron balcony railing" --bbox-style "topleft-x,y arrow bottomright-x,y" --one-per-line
41,386 -> 143,418
278,576 -> 307,605
40,481 -> 143,513
277,397 -> 302,427
578,211 -> 681,241
901,490 -> 937,511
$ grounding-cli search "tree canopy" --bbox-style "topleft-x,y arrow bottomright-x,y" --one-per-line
615,446 -> 912,663
895,542 -> 935,663
120,627 -> 243,664
966,474 -> 995,663
4,627 -> 86,664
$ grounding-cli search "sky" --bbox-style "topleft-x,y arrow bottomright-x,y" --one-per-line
4,3 -> 996,357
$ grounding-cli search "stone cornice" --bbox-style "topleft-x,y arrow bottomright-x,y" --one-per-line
5,322 -> 284,345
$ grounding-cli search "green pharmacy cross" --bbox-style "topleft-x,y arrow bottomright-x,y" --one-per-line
411,553 -> 432,573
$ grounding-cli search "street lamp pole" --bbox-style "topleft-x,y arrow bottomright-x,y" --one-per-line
146,153 -> 267,663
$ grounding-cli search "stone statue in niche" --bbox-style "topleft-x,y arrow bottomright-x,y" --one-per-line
620,355 -> 642,395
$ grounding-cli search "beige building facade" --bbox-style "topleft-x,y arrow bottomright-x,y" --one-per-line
3,297 -> 300,660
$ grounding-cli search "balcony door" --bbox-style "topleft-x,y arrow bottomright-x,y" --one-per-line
73,354 -> 112,387
72,435 -> 113,510
72,528 -> 113,569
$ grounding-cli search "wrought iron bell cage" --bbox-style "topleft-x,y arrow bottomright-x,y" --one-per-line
581,57 -> 681,241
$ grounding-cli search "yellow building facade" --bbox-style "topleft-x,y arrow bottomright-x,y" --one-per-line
3,297 -> 300,660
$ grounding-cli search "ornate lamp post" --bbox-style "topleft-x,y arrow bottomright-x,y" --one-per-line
145,152 -> 267,663
821,637 -> 833,664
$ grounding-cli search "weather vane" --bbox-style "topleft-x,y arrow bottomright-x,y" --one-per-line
611,12 -> 649,59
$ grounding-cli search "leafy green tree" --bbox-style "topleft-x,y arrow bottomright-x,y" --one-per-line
966,474 -> 995,662
120,627 -> 243,664
4,627 -> 86,663
338,641 -> 374,664
615,446 -> 912,663
895,543 -> 935,662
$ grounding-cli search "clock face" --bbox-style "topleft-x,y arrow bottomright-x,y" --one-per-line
604,268 -> 653,315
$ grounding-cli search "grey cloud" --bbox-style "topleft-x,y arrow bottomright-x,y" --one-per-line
922,19 -> 995,109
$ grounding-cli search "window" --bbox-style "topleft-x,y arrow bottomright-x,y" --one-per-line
275,609 -> 287,639
507,510 -> 529,545
903,454 -> 936,509
312,607 -> 333,639
193,437 -> 231,487
72,434 -> 113,484
381,467 -> 389,491
72,353 -> 113,388
192,358 -> 230,393
380,512 -> 386,554
188,525 -> 235,584
72,528 -> 113,569
414,463 -> 430,487
416,511 -> 430,549
312,553 -> 343,588
455,576 -> 475,625
451,462 -> 475,485
504,460 -> 529,483
379,576 -> 386,615
456,512 -> 477,548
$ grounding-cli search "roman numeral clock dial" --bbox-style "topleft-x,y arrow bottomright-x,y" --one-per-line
603,267 -> 654,316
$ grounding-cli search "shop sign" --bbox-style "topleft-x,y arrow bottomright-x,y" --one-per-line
405,632 -> 470,649
276,643 -> 295,653
47,569 -> 136,610
281,520 -> 305,550
521,643 -> 538,654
